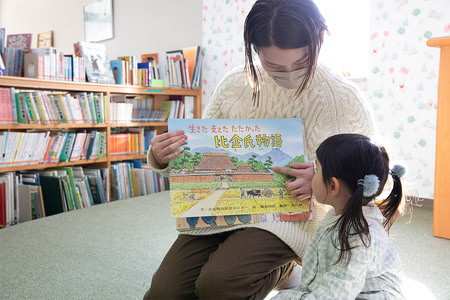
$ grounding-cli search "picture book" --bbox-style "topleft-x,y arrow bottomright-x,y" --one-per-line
168,118 -> 311,218
6,34 -> 32,52
77,41 -> 115,84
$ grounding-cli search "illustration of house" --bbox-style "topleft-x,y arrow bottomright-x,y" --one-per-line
170,153 -> 274,183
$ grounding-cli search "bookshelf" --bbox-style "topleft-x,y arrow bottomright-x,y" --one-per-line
0,75 -> 202,223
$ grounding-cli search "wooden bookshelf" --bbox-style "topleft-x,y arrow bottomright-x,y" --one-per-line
0,75 -> 202,198
427,36 -> 450,239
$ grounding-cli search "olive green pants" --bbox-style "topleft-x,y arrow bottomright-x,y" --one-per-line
144,228 -> 297,300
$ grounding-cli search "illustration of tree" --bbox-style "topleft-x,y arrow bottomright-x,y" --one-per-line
264,156 -> 273,172
193,152 -> 202,167
169,142 -> 192,172
180,144 -> 191,169
247,154 -> 258,171
230,156 -> 239,168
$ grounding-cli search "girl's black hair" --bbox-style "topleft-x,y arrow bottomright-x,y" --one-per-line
243,0 -> 328,106
316,134 -> 404,265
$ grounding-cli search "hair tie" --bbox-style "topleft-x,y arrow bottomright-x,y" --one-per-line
357,174 -> 380,197
391,165 -> 406,178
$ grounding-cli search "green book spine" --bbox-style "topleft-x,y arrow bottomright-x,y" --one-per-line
97,132 -> 106,159
15,93 -> 29,124
59,132 -> 76,162
54,167 -> 81,210
51,95 -> 68,123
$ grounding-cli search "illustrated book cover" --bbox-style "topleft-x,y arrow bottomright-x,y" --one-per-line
77,41 -> 115,84
168,118 -> 311,220
6,33 -> 32,52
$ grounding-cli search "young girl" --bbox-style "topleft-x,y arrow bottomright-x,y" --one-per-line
274,133 -> 406,299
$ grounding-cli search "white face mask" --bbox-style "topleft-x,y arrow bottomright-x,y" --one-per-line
266,68 -> 307,89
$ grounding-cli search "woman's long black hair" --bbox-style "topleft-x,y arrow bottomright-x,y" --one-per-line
243,0 -> 328,106
316,134 -> 404,265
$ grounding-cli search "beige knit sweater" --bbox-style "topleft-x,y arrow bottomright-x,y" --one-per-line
147,64 -> 374,257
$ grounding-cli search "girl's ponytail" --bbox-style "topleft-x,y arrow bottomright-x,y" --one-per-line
378,165 -> 405,232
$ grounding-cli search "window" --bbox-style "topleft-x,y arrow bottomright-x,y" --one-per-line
315,0 -> 370,78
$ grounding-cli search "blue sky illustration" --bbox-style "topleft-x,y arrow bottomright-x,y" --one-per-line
168,118 -> 305,158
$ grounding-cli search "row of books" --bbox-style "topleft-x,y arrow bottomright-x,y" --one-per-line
0,167 -> 109,227
0,130 -> 106,167
110,55 -> 161,86
109,127 -> 156,156
0,28 -> 203,90
0,163 -> 169,228
0,30 -> 30,76
110,160 -> 169,201
0,87 -> 108,124
160,96 -> 195,119
24,50 -> 86,82
166,46 -> 202,89
110,128 -> 145,156
0,29 -> 86,81
109,95 -> 194,123
2,48 -> 24,77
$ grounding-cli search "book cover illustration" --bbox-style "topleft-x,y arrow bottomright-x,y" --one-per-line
77,41 -> 115,84
176,210 -> 311,231
168,118 -> 311,218
6,33 -> 32,52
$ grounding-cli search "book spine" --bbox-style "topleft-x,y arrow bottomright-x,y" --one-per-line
10,88 -> 18,124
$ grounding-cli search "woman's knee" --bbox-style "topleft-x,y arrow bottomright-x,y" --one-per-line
196,265 -> 231,298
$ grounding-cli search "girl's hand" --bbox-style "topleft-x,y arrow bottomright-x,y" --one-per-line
272,162 -> 315,201
150,130 -> 187,167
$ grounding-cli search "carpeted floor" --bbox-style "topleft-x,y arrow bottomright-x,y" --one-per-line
388,205 -> 450,300
0,192 -> 448,299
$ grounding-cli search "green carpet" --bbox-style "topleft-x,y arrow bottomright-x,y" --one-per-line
0,191 -> 177,300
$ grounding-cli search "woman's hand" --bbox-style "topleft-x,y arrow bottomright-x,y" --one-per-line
150,130 -> 187,167
272,162 -> 315,201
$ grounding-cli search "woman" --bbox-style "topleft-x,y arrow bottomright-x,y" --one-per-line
144,0 -> 374,299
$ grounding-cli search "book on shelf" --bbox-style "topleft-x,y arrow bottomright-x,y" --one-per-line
83,168 -> 107,205
77,41 -> 115,84
182,46 -> 202,89
164,47 -> 202,89
110,161 -> 169,201
184,96 -> 194,119
39,175 -> 65,216
0,52 -> 7,75
140,53 -> 160,79
0,28 -> 5,56
24,52 -> 45,79
0,172 -> 15,227
3,47 -> 25,77
165,49 -> 187,88
0,87 -> 15,124
117,55 -> 137,85
110,59 -> 123,84
167,118 -> 312,222
18,183 -> 45,222
6,33 -> 32,53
